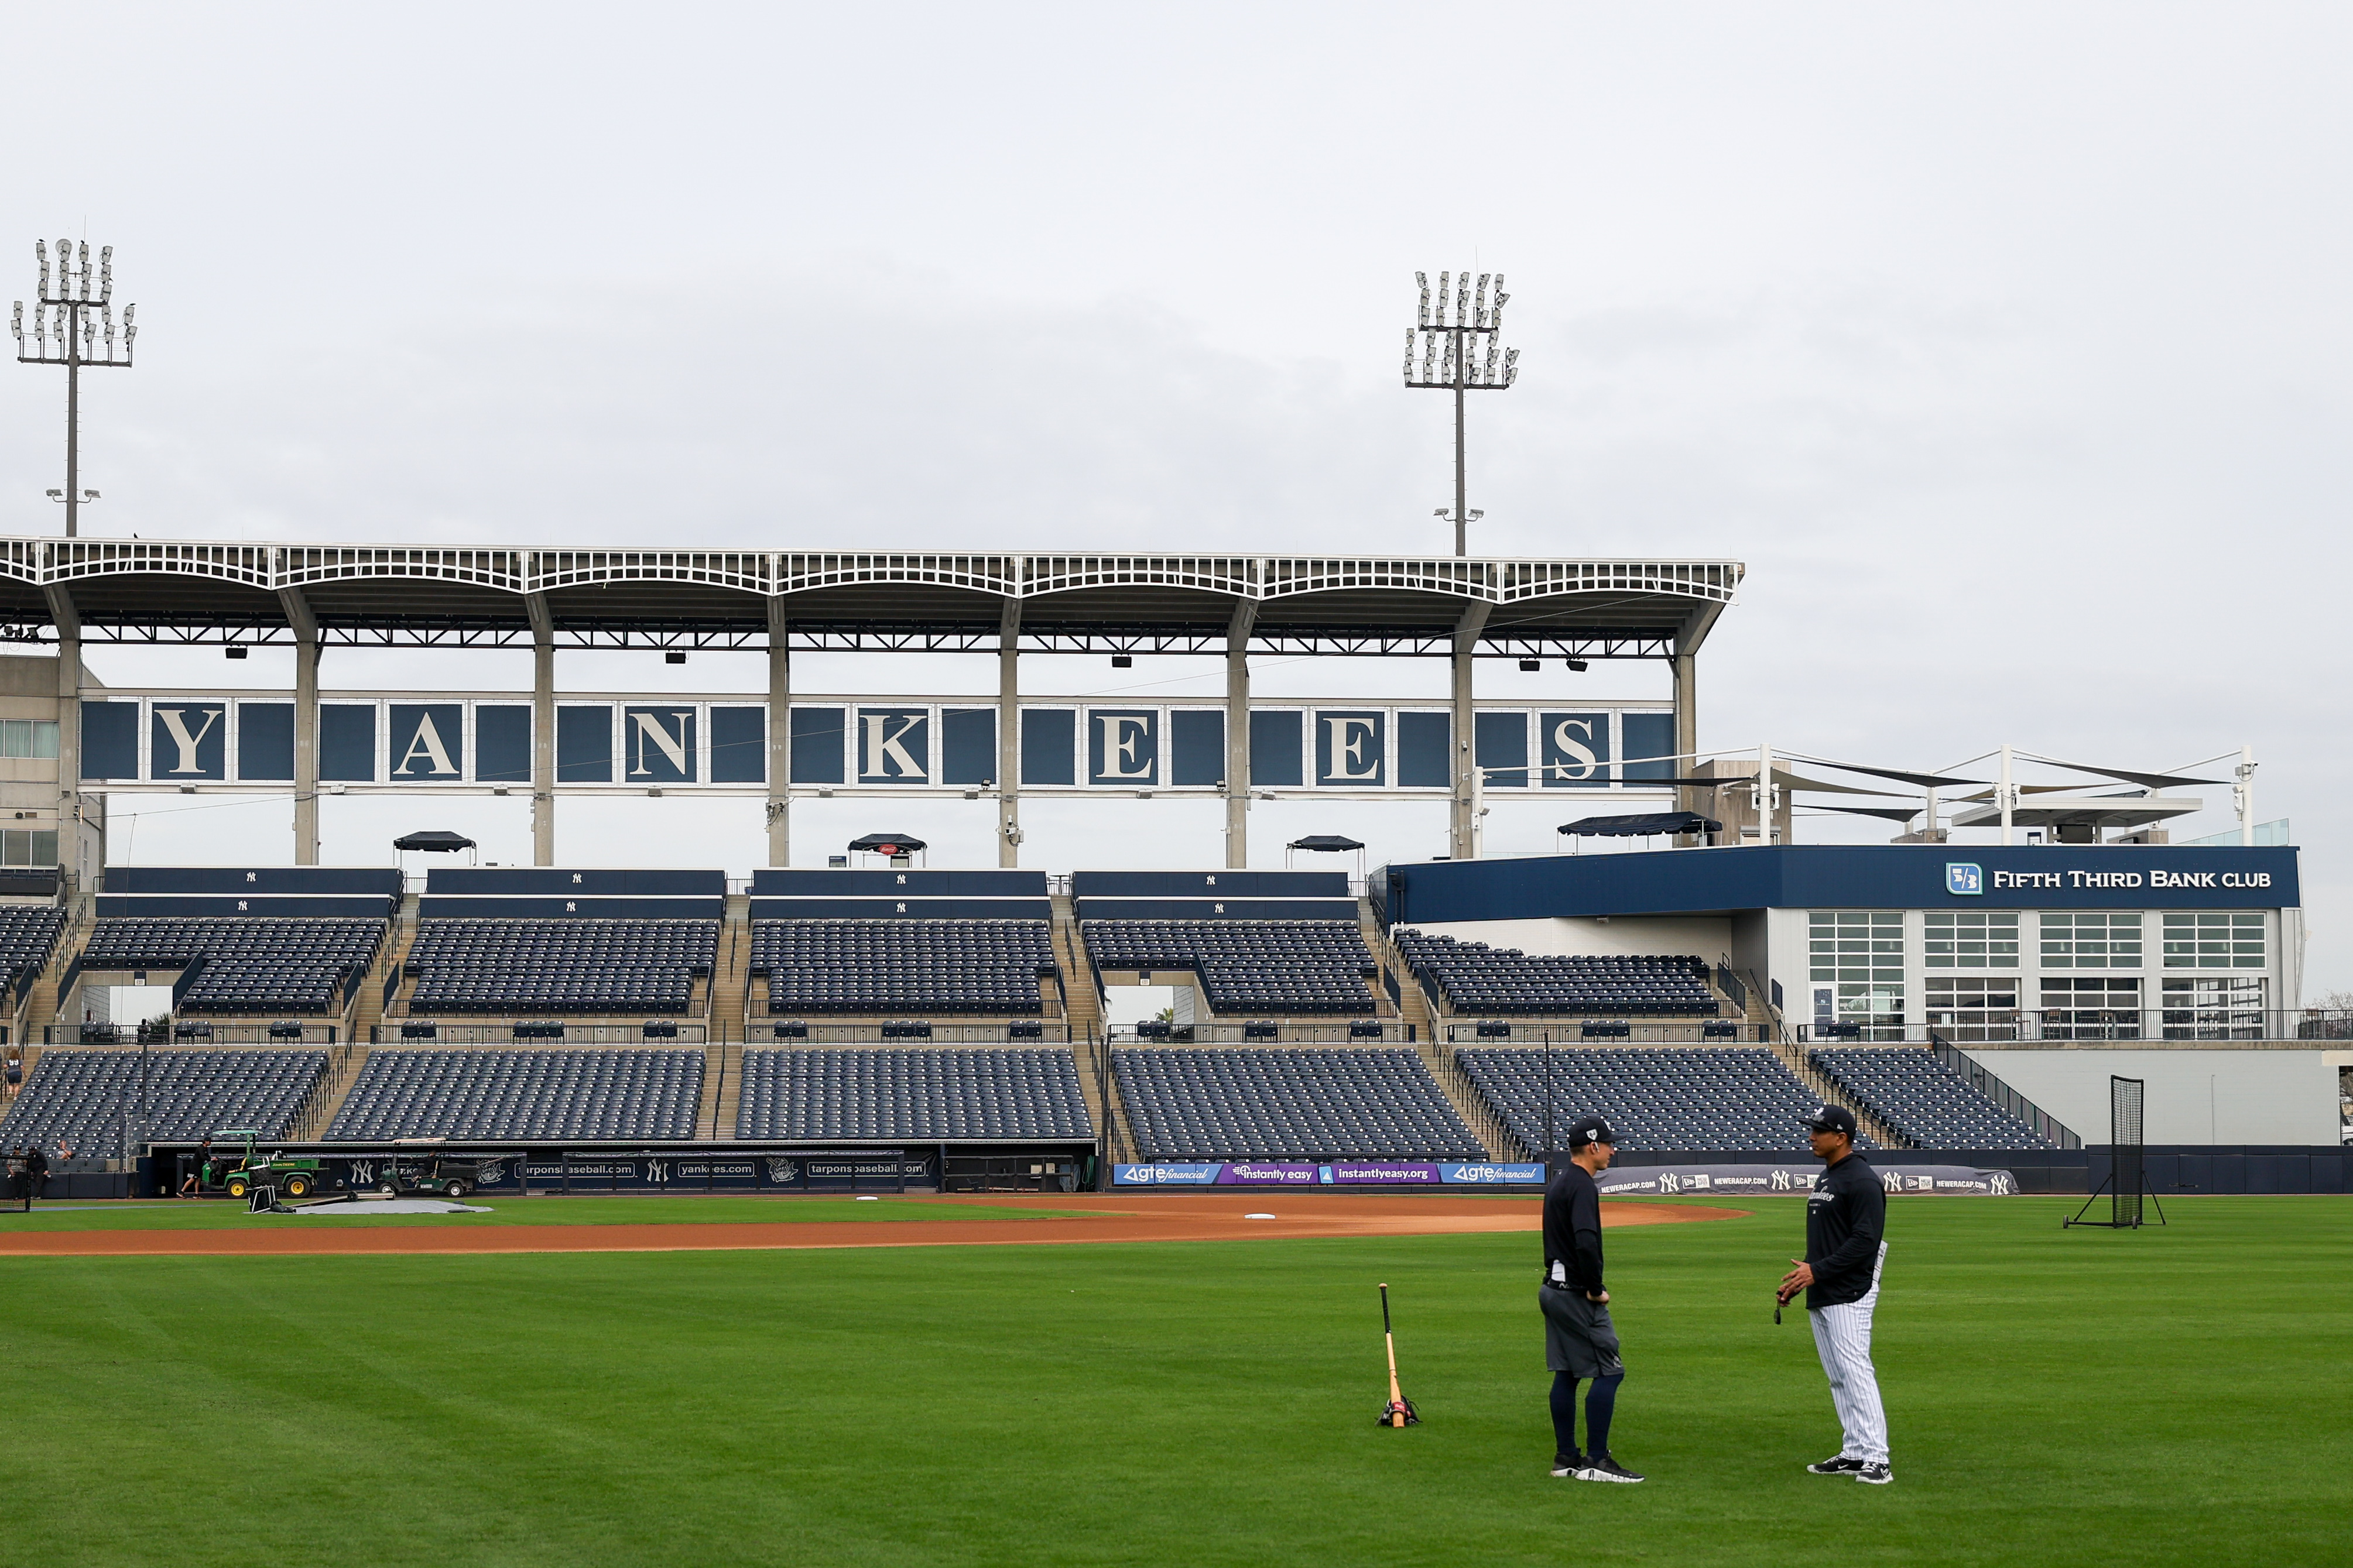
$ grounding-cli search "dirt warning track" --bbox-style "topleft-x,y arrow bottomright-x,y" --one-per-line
0,1194 -> 1744,1258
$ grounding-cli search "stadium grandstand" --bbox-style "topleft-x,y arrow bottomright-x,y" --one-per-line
734,1048 -> 1090,1141
1807,1047 -> 2059,1151
1393,930 -> 1721,1020
1111,1047 -> 1483,1162
1453,1046 -> 1868,1157
326,1048 -> 704,1142
0,1048 -> 327,1151
0,537 -> 2311,1192
1078,872 -> 1393,1040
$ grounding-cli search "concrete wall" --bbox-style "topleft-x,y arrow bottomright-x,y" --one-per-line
1411,915 -> 1734,961
1961,1047 -> 2340,1146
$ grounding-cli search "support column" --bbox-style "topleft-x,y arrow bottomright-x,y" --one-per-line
1449,602 -> 1490,859
1670,601 -> 1722,826
43,586 -> 82,892
278,588 -> 320,864
528,593 -> 556,866
1223,601 -> 1256,869
766,599 -> 790,867
997,598 -> 1021,868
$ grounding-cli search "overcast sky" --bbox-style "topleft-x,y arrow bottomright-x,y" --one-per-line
3,5 -> 2348,987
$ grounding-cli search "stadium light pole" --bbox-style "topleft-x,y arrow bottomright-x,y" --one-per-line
12,239 -> 138,538
1404,270 -> 1518,556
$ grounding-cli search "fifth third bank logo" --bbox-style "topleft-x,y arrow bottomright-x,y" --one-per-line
1945,862 -> 1984,896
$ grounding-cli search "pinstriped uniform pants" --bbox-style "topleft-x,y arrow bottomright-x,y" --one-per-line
1807,1244 -> 1889,1464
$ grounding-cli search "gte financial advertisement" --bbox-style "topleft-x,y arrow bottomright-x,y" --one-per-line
79,696 -> 1677,792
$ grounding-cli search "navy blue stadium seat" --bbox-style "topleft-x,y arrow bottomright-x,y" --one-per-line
405,918 -> 716,1014
1111,1047 -> 1482,1161
1396,931 -> 1720,1018
0,1048 -> 326,1149
327,1049 -> 703,1140
1083,920 -> 1376,1015
734,1048 -> 1091,1140
752,919 -> 1055,1015
0,904 -> 65,988
1809,1047 -> 2056,1150
81,916 -> 383,1014
1455,1047 -> 1874,1154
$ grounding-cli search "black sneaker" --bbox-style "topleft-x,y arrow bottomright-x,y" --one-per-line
1550,1452 -> 1587,1478
1855,1463 -> 1892,1485
1808,1456 -> 1865,1475
1577,1454 -> 1645,1483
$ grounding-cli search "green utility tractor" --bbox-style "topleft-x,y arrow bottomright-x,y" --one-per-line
206,1129 -> 329,1201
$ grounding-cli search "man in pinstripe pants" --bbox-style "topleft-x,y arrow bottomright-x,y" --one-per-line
1777,1106 -> 1892,1484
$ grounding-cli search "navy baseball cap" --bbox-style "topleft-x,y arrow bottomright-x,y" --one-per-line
1803,1104 -> 1858,1137
1567,1115 -> 1616,1148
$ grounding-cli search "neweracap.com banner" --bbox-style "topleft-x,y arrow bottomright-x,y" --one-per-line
1112,1162 -> 1546,1187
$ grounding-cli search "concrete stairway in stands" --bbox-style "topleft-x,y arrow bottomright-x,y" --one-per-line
1368,905 -> 1514,1161
18,892 -> 93,1042
1052,893 -> 1123,1162
699,891 -> 751,1138
344,893 -> 418,1045
1767,1034 -> 1908,1150
291,1044 -> 372,1140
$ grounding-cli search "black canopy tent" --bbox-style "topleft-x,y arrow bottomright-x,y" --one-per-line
847,833 -> 927,867
393,829 -> 478,873
1285,833 -> 1367,873
393,831 -> 477,853
1556,810 -> 1722,850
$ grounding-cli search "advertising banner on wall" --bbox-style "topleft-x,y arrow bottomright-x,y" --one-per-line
1595,1164 -> 2018,1197
1112,1161 -> 1547,1186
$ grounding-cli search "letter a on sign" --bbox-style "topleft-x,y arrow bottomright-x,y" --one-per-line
396,714 -> 460,776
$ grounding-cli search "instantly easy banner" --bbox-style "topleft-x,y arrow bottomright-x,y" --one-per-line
1595,1164 -> 2017,1198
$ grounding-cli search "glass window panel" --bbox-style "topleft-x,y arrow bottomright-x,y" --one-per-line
28,830 -> 55,864
30,721 -> 56,759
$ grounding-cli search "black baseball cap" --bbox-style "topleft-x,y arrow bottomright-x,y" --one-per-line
1803,1104 -> 1858,1137
1567,1115 -> 1616,1148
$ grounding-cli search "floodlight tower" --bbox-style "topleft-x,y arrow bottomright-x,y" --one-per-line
12,239 -> 137,537
1404,270 -> 1518,556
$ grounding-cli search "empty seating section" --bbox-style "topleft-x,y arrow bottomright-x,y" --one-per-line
734,1049 -> 1090,1140
0,1049 -> 326,1150
1084,921 -> 1375,1014
1113,1048 -> 1482,1160
1457,1047 -> 1864,1153
752,920 -> 1054,1015
326,1049 -> 703,1140
0,904 -> 64,981
1396,932 -> 1718,1017
406,920 -> 716,1014
1810,1048 -> 2055,1150
82,918 -> 385,1014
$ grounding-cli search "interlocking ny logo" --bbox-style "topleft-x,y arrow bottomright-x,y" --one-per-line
1945,862 -> 1984,896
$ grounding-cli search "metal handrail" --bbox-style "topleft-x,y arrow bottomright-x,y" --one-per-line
1799,1007 -> 2325,1044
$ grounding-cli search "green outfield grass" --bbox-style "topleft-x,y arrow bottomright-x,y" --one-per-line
5,1196 -> 2347,1567
0,1195 -> 1084,1230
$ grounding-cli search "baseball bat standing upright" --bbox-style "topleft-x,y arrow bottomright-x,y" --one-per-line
1377,1283 -> 1420,1426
